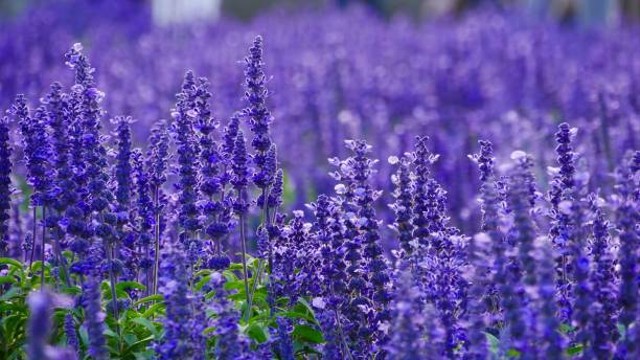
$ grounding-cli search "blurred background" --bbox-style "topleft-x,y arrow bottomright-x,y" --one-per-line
0,0 -> 639,24
1,0 -> 639,231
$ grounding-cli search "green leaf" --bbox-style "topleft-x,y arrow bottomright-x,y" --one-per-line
484,332 -> 500,355
79,326 -> 89,349
122,336 -> 155,357
194,269 -> 212,278
280,310 -> 315,324
0,287 -> 22,302
116,281 -> 147,293
0,257 -> 24,269
131,318 -> 161,339
224,280 -> 246,292
294,298 -> 317,323
246,323 -> 269,343
204,326 -> 216,335
123,333 -> 138,346
292,325 -> 324,344
567,344 -> 583,356
133,349 -> 156,360
142,303 -> 165,318
559,323 -> 573,334
617,323 -> 627,339
228,263 -> 245,271
0,276 -> 17,285
104,328 -> 119,338
507,349 -> 521,358
134,295 -> 163,307
222,270 -> 239,282
194,275 -> 212,291
59,286 -> 82,296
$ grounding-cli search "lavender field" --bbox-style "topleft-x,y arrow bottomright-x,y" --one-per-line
0,1 -> 639,359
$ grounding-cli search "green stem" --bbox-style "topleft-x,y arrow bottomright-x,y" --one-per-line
40,206 -> 46,289
246,187 -> 272,320
105,242 -> 121,334
239,210 -> 251,320
29,207 -> 36,270
153,186 -> 161,296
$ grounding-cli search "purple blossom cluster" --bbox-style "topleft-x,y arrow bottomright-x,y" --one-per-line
1,3 -> 640,360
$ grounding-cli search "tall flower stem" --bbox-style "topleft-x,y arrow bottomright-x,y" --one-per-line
153,186 -> 160,295
102,213 -> 120,335
238,211 -> 251,308
246,186 -> 271,317
105,240 -> 120,336
40,206 -> 46,289
55,232 -> 71,288
30,207 -> 36,270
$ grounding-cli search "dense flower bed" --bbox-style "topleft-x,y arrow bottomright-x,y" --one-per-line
0,3 -> 639,359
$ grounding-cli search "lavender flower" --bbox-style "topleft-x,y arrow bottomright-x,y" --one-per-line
41,82 -> 75,285
13,98 -> 54,288
502,151 -> 536,357
42,82 -> 74,212
389,155 -> 414,257
172,71 -> 202,238
411,137 -> 466,356
243,35 -> 275,191
464,233 -> 492,359
412,136 -> 440,247
83,274 -> 108,360
588,194 -> 617,357
155,243 -> 202,359
147,120 -> 170,191
567,198 -> 594,353
616,151 -> 640,330
329,141 -> 371,356
210,272 -> 250,359
221,113 -> 240,162
113,116 -> 136,279
317,310 -> 344,359
231,130 -> 250,214
267,168 -> 284,210
276,317 -> 294,360
274,211 -> 305,302
64,85 -> 92,266
471,140 -> 504,322
548,123 -> 577,322
64,312 -> 79,353
27,290 -> 52,360
295,207 -> 323,298
65,44 -> 112,215
65,45 -> 118,314
13,97 -> 53,208
387,268 -> 427,360
193,77 -> 232,269
65,43 -> 95,88
256,146 -> 278,210
531,237 -> 564,360
321,196 -> 348,308
412,136 -> 450,239
146,119 -> 170,295
507,152 -> 538,291
311,194 -> 337,296
348,140 -> 391,348
113,116 -> 133,214
132,149 -> 154,286
231,129 -> 251,301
